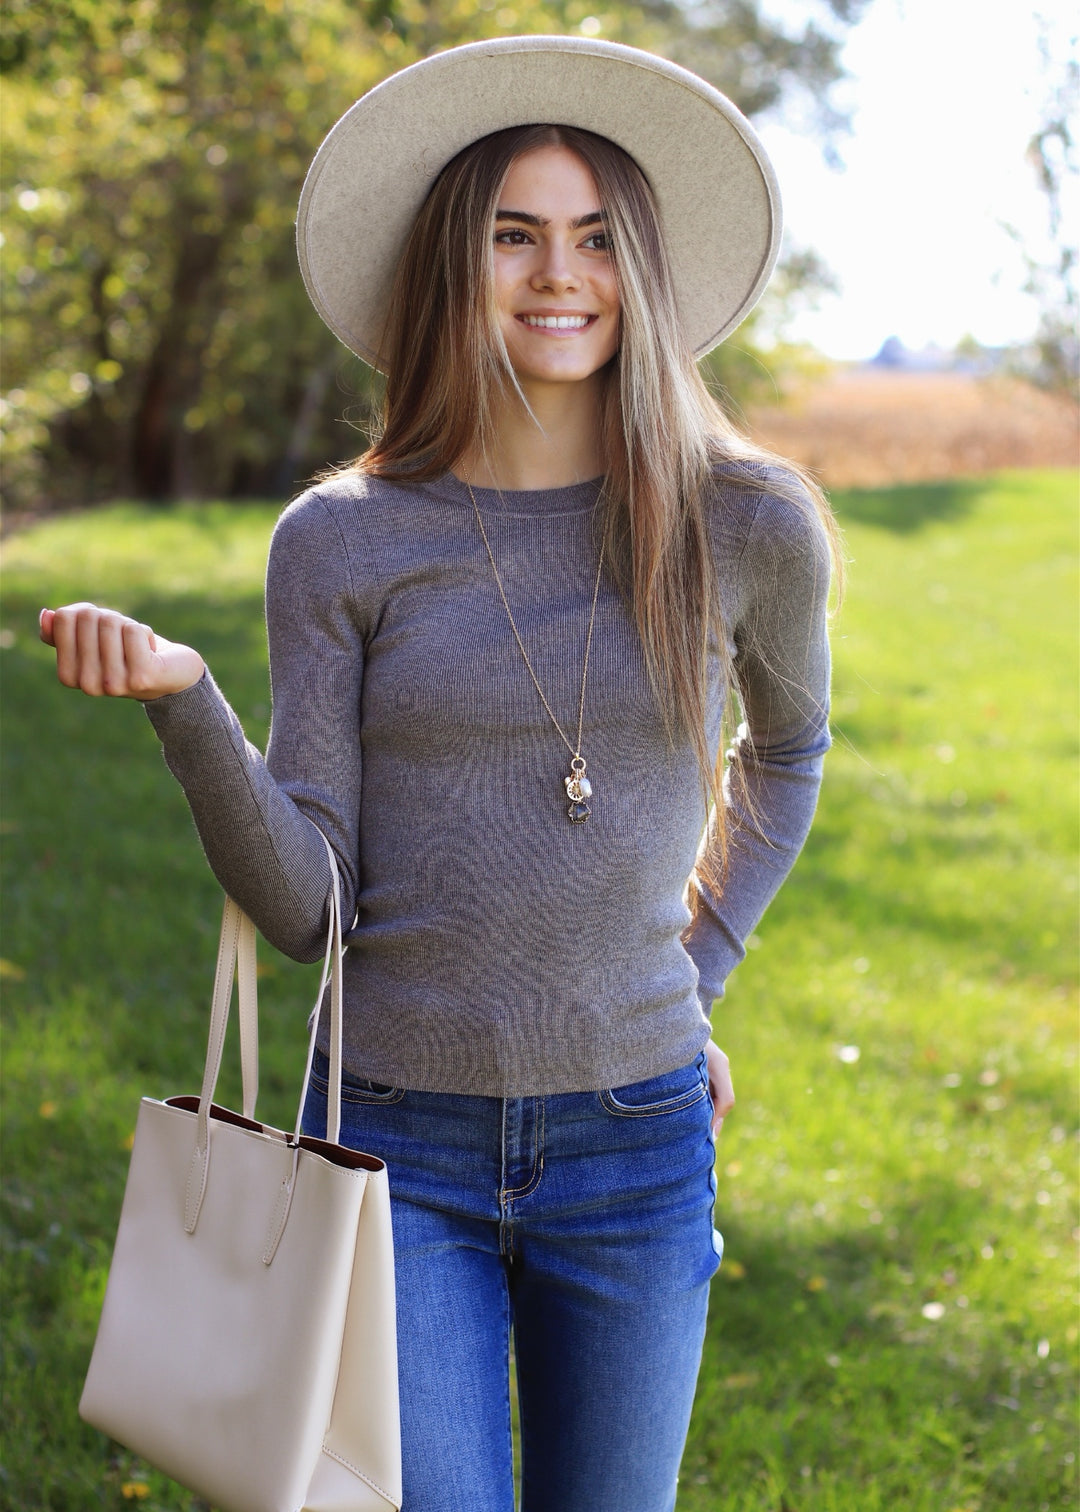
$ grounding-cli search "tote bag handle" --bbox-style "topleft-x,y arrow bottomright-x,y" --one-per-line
294,827 -> 345,1146
185,826 -> 347,1234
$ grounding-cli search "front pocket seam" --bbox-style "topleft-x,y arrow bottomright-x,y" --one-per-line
309,1071 -> 406,1105
598,1083 -> 707,1118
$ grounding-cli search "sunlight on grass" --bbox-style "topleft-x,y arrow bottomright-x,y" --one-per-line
1,473 -> 1076,1511
1,500 -> 280,604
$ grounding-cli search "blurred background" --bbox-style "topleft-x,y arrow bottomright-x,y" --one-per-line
1,0 -> 1076,513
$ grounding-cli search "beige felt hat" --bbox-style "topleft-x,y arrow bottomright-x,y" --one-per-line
296,35 -> 782,368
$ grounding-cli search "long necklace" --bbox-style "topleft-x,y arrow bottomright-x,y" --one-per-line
467,481 -> 604,824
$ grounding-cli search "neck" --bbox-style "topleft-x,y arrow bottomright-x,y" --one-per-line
458,373 -> 607,490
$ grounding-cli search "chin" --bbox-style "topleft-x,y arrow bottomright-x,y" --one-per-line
510,350 -> 618,391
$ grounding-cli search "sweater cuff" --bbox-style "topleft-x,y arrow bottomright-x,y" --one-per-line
142,667 -> 221,740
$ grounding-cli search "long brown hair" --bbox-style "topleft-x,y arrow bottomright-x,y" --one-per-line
351,124 -> 841,883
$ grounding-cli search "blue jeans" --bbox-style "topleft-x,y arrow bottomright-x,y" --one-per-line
303,1050 -> 722,1512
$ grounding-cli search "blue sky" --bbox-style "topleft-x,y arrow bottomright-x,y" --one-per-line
754,0 -> 1077,359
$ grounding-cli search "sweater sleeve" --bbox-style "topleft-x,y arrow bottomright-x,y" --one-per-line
143,489 -> 368,962
681,482 -> 833,1013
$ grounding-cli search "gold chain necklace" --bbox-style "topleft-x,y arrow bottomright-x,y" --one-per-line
467,480 -> 604,824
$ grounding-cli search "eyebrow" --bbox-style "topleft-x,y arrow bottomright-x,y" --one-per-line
494,209 -> 608,229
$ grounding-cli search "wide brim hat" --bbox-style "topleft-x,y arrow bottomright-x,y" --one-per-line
296,35 -> 782,369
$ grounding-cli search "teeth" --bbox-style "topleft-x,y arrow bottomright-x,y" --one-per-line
521,315 -> 591,329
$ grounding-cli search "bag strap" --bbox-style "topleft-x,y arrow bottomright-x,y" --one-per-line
295,828 -> 345,1147
237,910 -> 258,1119
184,825 -> 346,1234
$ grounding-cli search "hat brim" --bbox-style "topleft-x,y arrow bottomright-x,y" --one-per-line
296,35 -> 782,368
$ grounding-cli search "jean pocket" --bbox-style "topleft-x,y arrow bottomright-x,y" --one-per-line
599,1055 -> 708,1118
310,1047 -> 405,1104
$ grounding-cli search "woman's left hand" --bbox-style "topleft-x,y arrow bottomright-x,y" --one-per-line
705,1040 -> 734,1136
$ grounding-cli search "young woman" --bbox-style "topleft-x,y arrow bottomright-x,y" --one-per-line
41,38 -> 836,1512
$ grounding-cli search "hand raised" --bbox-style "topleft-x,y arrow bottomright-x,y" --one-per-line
39,604 -> 205,701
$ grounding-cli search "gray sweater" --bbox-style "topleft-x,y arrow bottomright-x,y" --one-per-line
146,467 -> 831,1096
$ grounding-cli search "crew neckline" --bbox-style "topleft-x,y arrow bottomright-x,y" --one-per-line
427,471 -> 605,518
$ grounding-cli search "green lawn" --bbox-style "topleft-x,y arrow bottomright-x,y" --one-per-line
1,471 -> 1076,1512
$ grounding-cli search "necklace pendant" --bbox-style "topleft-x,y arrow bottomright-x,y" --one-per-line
564,759 -> 592,823
468,481 -> 605,829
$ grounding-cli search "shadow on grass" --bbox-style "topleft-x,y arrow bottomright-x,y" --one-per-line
832,479 -> 987,534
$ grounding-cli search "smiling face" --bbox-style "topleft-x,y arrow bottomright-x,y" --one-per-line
492,145 -> 621,400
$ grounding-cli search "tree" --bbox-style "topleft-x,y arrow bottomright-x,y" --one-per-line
1016,23 -> 1078,396
2,0 -> 392,504
1,0 -> 867,507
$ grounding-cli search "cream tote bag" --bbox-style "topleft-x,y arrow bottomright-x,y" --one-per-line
80,832 -> 402,1512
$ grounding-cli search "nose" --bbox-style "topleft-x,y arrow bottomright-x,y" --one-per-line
531,235 -> 580,294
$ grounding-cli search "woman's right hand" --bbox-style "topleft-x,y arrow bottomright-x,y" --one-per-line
39,604 -> 205,701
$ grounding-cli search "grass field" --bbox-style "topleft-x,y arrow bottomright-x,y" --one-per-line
1,470 -> 1076,1511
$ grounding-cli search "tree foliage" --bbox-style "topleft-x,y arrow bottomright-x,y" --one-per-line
1017,27 -> 1078,397
1,0 -> 865,507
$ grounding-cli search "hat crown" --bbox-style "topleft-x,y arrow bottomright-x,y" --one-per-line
297,35 -> 781,367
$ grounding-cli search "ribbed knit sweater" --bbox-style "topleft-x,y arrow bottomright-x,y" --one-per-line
145,467 -> 831,1096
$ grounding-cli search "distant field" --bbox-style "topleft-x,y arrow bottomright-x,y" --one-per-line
0,472 -> 1076,1511
745,371 -> 1079,489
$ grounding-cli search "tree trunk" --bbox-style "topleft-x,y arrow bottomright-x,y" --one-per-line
130,222 -> 223,500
